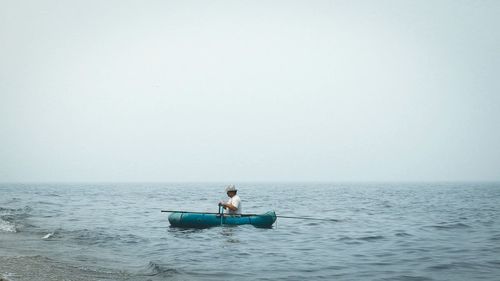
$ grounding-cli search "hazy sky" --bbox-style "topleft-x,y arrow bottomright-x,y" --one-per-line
1,0 -> 499,182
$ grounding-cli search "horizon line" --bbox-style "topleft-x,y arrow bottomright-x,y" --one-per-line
1,180 -> 499,184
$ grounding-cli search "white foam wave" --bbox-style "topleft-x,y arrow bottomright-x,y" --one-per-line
0,218 -> 16,233
0,272 -> 15,281
42,233 -> 54,239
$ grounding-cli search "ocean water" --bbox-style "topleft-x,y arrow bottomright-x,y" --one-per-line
1,182 -> 500,281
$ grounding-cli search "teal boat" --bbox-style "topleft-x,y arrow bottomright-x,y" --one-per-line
168,211 -> 277,228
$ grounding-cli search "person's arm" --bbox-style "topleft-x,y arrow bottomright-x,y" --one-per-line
223,196 -> 240,211
220,202 -> 238,211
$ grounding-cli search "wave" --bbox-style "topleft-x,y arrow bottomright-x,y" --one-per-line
384,275 -> 434,281
42,232 -> 55,239
489,234 -> 500,241
428,262 -> 477,270
0,273 -> 14,281
338,235 -> 386,242
358,235 -> 385,241
0,206 -> 32,214
0,206 -> 32,233
0,255 -> 131,281
55,228 -> 150,246
427,223 -> 471,230
4,197 -> 21,204
0,255 -> 179,281
0,206 -> 32,221
139,261 -> 180,277
0,218 -> 16,232
395,231 -> 413,237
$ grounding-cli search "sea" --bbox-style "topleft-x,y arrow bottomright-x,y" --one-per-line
1,182 -> 499,281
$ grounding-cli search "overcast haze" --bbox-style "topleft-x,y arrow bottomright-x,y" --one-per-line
1,0 -> 499,182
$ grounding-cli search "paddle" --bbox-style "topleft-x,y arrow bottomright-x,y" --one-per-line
161,210 -> 339,222
274,215 -> 339,222
161,210 -> 259,216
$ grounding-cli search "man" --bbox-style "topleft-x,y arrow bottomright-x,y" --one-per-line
219,184 -> 242,215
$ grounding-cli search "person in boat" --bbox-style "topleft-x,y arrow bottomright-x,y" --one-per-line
219,185 -> 242,215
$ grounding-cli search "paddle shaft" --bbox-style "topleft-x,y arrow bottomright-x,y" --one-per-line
275,215 -> 339,222
161,210 -> 338,221
161,210 -> 259,216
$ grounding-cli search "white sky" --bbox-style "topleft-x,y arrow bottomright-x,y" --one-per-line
1,0 -> 499,182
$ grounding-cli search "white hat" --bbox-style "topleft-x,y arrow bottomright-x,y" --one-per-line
225,185 -> 237,192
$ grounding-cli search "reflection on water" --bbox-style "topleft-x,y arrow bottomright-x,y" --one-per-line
220,227 -> 239,243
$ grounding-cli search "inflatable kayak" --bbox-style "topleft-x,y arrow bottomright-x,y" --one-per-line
168,211 -> 277,228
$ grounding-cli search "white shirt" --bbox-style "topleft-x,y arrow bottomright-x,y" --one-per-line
226,195 -> 242,214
